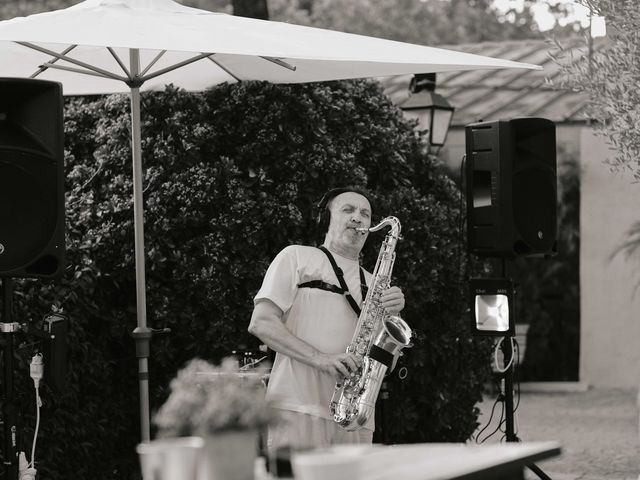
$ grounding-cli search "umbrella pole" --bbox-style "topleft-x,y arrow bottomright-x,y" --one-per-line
128,49 -> 152,443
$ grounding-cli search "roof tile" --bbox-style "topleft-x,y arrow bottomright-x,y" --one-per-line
382,37 -> 607,126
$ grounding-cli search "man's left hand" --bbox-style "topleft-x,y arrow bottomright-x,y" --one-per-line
379,286 -> 405,314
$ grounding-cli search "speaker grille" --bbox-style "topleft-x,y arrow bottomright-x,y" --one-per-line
465,117 -> 557,257
0,151 -> 58,273
0,78 -> 64,278
512,168 -> 557,254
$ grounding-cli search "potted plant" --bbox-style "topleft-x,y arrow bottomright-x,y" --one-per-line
141,357 -> 276,480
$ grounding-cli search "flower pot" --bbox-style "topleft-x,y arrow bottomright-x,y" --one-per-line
200,430 -> 259,480
137,436 -> 204,480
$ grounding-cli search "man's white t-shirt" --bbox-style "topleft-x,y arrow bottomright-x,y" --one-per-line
254,245 -> 374,429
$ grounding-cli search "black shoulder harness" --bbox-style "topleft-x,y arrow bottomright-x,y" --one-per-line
297,246 -> 368,316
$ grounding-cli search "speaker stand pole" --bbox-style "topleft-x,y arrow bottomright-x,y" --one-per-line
501,333 -> 517,442
1,277 -> 18,480
500,262 -> 552,480
501,342 -> 552,480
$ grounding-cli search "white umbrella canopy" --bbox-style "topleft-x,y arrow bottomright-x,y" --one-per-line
0,0 -> 541,442
0,0 -> 540,94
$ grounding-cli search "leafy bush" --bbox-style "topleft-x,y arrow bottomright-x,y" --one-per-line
5,80 -> 491,478
555,0 -> 640,180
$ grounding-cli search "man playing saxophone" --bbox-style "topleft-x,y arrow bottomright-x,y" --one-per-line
248,187 -> 405,451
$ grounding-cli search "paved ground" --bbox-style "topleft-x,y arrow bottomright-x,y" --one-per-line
476,388 -> 640,480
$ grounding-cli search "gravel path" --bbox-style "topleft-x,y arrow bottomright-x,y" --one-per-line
475,388 -> 639,480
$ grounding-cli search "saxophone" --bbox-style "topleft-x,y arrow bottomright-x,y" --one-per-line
330,216 -> 412,430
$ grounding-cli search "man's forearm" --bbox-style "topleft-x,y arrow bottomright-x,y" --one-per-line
248,300 -> 358,379
248,305 -> 321,368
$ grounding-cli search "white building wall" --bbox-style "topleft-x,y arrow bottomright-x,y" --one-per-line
579,127 -> 640,388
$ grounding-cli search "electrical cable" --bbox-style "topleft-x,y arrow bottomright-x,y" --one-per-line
26,353 -> 43,472
512,337 -> 521,437
476,346 -> 511,441
30,387 -> 42,469
493,336 -> 517,373
514,400 -> 519,438
513,338 -> 521,413
476,397 -> 505,444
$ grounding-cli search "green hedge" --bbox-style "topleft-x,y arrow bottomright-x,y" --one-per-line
5,80 -> 491,478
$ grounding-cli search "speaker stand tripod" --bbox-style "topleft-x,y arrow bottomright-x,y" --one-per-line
500,333 -> 553,480
0,278 -> 55,480
1,277 -> 19,480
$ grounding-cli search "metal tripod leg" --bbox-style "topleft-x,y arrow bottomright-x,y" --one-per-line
502,333 -> 554,480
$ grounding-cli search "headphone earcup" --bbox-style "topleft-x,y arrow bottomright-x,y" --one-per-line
317,208 -> 330,230
316,186 -> 358,231
316,189 -> 334,230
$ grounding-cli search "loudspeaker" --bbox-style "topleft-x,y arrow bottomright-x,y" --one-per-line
0,78 -> 65,278
465,117 -> 557,257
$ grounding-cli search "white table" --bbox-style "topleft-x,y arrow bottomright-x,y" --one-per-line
289,441 -> 561,480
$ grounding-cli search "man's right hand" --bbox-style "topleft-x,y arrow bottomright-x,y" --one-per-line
313,352 -> 362,381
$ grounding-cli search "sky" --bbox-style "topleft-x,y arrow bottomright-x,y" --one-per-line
492,0 -> 606,36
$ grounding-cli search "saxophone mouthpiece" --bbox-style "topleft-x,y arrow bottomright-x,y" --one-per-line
355,227 -> 369,235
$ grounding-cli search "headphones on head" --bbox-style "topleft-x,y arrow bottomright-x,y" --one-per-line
315,186 -> 371,231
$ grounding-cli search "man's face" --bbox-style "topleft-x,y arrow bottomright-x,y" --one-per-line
326,192 -> 372,250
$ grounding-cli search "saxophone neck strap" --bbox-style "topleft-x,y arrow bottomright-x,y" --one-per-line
317,246 -> 366,317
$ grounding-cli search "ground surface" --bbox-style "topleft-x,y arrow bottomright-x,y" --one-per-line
476,388 -> 640,480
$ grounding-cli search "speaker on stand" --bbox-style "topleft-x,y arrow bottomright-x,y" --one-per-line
465,117 -> 557,258
0,78 -> 65,480
0,78 -> 65,278
465,117 -> 557,480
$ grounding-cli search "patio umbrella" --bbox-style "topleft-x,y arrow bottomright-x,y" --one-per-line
0,0 -> 540,442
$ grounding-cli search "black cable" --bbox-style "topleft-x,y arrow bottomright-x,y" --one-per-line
479,357 -> 507,444
474,395 -> 500,442
513,338 -> 521,413
527,463 -> 554,480
475,394 -> 505,443
479,407 -> 505,443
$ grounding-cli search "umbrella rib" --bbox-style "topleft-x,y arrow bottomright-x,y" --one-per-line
29,44 -> 77,78
139,52 -> 214,82
261,56 -> 297,71
40,62 -> 125,81
107,47 -> 132,78
206,56 -> 241,82
140,50 -> 167,77
17,41 -> 128,82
